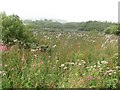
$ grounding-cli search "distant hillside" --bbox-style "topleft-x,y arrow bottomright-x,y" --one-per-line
24,19 -> 118,34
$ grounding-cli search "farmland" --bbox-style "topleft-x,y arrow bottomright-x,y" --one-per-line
1,31 -> 119,88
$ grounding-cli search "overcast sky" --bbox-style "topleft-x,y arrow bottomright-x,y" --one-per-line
0,0 -> 119,22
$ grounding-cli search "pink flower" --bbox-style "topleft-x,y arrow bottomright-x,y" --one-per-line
87,75 -> 93,80
0,43 -> 10,51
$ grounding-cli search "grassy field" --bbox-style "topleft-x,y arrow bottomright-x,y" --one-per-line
1,31 -> 119,88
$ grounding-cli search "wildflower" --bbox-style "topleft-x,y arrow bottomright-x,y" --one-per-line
101,43 -> 106,48
0,71 -> 6,76
113,71 -> 116,74
78,63 -> 82,66
53,45 -> 57,48
116,66 -> 120,69
109,69 -> 113,72
98,65 -> 100,68
81,60 -> 84,62
90,66 -> 93,68
93,40 -> 96,43
83,61 -> 86,64
64,67 -> 67,70
13,39 -> 17,43
3,73 -> 6,76
34,54 -> 37,57
81,60 -> 86,64
61,64 -> 64,67
30,49 -> 36,52
109,73 -> 112,75
69,62 -> 75,65
101,61 -> 108,65
87,75 -> 93,81
5,64 -> 7,67
93,65 -> 96,68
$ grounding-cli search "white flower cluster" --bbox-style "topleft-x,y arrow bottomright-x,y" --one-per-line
101,61 -> 108,65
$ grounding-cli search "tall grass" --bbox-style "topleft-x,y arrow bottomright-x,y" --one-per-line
1,31 -> 119,88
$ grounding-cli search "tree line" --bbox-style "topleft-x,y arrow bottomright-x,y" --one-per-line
24,19 -> 119,35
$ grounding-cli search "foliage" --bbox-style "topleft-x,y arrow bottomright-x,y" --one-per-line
1,12 -> 38,48
104,25 -> 118,35
23,19 -> 118,34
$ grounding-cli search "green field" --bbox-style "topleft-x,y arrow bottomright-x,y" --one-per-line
1,31 -> 119,88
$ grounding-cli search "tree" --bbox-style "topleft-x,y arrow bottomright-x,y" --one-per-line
2,14 -> 23,45
104,25 -> 118,35
2,13 -> 37,48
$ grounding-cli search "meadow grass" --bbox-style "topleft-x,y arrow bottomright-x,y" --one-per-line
1,31 -> 119,88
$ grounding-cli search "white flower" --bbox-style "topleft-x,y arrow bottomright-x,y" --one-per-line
0,71 -> 6,76
5,65 -> 7,67
81,60 -> 84,62
64,67 -> 67,69
78,63 -> 81,66
53,45 -> 57,48
3,73 -> 6,76
101,44 -> 106,48
83,62 -> 86,64
81,60 -> 86,64
94,65 -> 96,68
97,61 -> 100,65
113,71 -> 116,74
101,61 -> 108,64
69,62 -> 74,65
61,64 -> 64,67
90,66 -> 93,68
107,67 -> 110,70
116,66 -> 120,69
98,65 -> 100,68
109,73 -> 112,75
13,39 -> 17,42
109,69 -> 113,72
93,40 -> 96,43
34,54 -> 37,57
30,49 -> 36,52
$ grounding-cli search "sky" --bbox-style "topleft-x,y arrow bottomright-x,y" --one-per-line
0,0 -> 119,22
